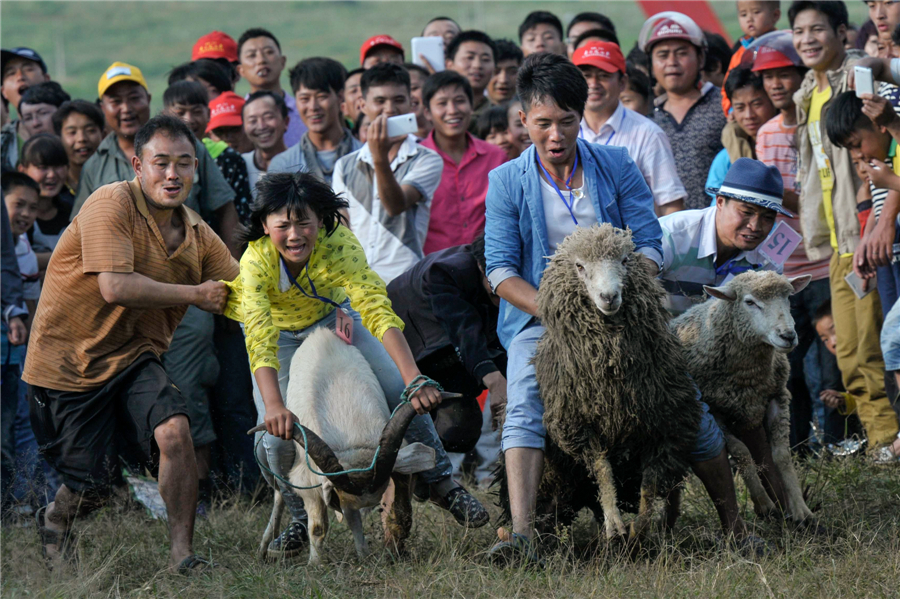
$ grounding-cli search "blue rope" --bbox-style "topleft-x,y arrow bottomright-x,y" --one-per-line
251,375 -> 442,491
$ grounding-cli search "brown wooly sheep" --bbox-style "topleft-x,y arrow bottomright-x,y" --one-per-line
671,270 -> 814,523
531,223 -> 702,540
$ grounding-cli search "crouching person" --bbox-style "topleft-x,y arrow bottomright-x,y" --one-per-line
387,234 -> 507,489
484,54 -> 768,564
23,115 -> 239,573
222,172 -> 488,560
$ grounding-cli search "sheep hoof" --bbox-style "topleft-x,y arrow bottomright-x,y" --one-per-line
604,515 -> 627,540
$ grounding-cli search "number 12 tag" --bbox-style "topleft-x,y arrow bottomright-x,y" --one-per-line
335,308 -> 353,345
759,220 -> 802,267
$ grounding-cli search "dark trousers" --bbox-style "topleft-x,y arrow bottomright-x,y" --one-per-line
788,278 -> 849,450
210,316 -> 258,494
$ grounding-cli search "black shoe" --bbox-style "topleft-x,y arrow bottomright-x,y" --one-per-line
431,485 -> 490,528
266,520 -> 308,560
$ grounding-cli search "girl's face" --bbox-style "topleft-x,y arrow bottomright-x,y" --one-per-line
262,206 -> 323,269
19,163 -> 67,198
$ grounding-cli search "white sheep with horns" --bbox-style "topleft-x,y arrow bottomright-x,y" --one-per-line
250,327 -> 441,565
671,270 -> 815,523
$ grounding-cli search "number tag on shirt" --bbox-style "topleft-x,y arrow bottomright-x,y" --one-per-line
335,308 -> 353,345
759,221 -> 802,266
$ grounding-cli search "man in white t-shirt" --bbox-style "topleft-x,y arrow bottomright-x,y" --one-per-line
332,63 -> 442,283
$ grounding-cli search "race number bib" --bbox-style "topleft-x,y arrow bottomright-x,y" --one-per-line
759,221 -> 803,266
335,308 -> 353,345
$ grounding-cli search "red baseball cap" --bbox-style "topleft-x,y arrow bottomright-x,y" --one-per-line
359,35 -> 404,66
572,42 -> 626,74
751,47 -> 795,72
193,31 -> 238,63
206,91 -> 244,132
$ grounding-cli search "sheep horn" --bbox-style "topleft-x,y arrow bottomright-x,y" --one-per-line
367,402 -> 419,492
245,423 -> 365,495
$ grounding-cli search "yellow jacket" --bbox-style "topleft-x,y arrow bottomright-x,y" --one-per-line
223,226 -> 404,373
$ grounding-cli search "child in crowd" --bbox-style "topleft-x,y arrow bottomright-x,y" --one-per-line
3,173 -> 41,317
476,105 -> 518,160
821,89 -> 900,457
826,92 -> 900,322
813,300 -> 868,448
620,64 -> 652,116
505,98 -> 532,156
16,134 -> 72,270
722,1 -> 781,115
706,66 -> 777,194
222,172 -> 488,558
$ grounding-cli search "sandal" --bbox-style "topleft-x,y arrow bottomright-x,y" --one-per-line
176,554 -> 220,576
488,532 -> 544,568
35,505 -> 76,570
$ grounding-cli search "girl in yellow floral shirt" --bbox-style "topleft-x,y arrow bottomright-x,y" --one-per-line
225,173 -> 488,558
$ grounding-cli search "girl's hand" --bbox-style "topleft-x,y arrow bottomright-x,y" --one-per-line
264,405 -> 300,440
408,383 -> 442,415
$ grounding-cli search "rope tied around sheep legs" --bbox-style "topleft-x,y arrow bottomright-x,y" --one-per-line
249,398 -> 417,491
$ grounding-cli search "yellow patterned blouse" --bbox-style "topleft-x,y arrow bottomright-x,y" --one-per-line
223,225 -> 404,373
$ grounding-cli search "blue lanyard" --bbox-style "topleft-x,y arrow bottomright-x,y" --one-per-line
537,151 -> 580,225
715,258 -> 758,278
580,123 -> 615,146
604,131 -> 616,146
281,257 -> 343,310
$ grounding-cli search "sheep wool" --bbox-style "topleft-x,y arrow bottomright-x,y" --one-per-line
671,270 -> 815,522
523,224 -> 702,536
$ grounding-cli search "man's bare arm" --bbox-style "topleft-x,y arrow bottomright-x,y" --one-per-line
97,272 -> 228,313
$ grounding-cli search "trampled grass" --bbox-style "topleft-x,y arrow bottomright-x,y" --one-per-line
2,456 -> 898,598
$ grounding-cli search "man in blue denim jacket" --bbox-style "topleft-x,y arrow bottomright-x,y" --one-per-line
485,53 -> 767,562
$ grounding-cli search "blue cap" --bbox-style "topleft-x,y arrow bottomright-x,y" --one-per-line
707,157 -> 792,217
1,47 -> 47,74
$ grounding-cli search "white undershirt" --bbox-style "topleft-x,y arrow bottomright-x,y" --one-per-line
539,175 -> 598,250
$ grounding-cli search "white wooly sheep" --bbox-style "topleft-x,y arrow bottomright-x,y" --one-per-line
254,328 -> 436,565
671,270 -> 814,523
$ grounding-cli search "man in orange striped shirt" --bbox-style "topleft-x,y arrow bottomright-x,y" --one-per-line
22,115 -> 238,574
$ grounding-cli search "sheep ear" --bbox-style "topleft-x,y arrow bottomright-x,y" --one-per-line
788,274 -> 812,295
703,285 -> 737,302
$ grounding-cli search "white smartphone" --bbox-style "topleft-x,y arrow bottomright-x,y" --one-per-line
844,270 -> 875,299
386,113 -> 418,138
855,65 -> 875,97
412,36 -> 445,72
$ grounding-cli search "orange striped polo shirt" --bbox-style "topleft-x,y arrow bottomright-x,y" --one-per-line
22,179 -> 238,392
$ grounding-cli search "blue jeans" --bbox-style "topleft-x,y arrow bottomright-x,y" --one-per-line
248,303 -> 453,522
501,323 -> 724,461
883,299 -> 900,372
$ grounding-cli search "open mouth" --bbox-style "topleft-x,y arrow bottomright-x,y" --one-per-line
285,243 -> 306,258
443,117 -> 463,127
256,67 -> 271,79
162,184 -> 182,198
547,147 -> 566,159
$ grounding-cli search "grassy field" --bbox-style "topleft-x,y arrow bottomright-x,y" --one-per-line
2,456 -> 898,598
1,0 -> 871,114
